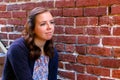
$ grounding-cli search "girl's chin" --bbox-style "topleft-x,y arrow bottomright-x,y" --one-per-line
45,37 -> 53,40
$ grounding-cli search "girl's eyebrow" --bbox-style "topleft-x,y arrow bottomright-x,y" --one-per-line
40,19 -> 54,23
50,19 -> 54,21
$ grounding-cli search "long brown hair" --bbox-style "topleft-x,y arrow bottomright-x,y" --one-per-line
22,7 -> 54,60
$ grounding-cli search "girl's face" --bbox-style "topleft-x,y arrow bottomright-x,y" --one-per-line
34,11 -> 55,42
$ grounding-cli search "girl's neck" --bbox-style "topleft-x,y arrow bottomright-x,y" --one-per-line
34,38 -> 46,55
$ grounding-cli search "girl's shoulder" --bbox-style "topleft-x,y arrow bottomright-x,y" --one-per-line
7,37 -> 29,55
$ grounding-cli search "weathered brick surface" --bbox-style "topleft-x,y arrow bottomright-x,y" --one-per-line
58,70 -> 75,80
76,0 -> 98,7
112,69 -> 120,78
77,55 -> 100,65
63,8 -> 83,17
87,46 -> 111,57
86,66 -> 110,76
0,0 -> 120,80
84,7 -> 107,16
77,74 -> 98,80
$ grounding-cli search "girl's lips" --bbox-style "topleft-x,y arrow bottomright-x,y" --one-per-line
46,32 -> 53,35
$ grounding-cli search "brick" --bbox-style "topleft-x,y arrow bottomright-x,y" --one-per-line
7,19 -> 22,25
77,35 -> 99,45
77,55 -> 100,65
87,36 -> 100,45
76,17 -> 88,26
100,58 -> 120,68
112,69 -> 120,78
1,26 -> 14,32
64,36 -> 76,44
55,17 -> 74,25
58,70 -> 75,80
76,17 -> 98,26
21,18 -> 27,25
100,78 -> 114,80
65,27 -> 84,34
12,11 -> 27,18
21,3 -> 36,10
59,53 -> 76,63
7,4 -> 21,11
55,43 -> 65,52
4,0 -> 8,1
111,5 -> 120,15
0,12 -> 11,18
4,0 -> 16,2
0,20 -> 6,24
113,27 -> 120,35
99,0 -> 120,6
87,46 -> 111,57
36,1 -> 54,8
113,16 -> 120,25
51,9 -> 63,17
9,34 -> 21,40
55,36 -> 76,44
18,0 -> 30,1
53,36 -> 57,42
99,16 -> 114,25
88,17 -> 98,25
0,33 -> 7,39
55,0 -> 75,8
65,44 -> 75,53
77,74 -> 98,80
86,27 -> 100,35
65,64 -> 84,73
102,37 -> 120,46
78,36 -> 88,44
63,8 -> 83,17
76,0 -> 98,7
113,48 -> 120,58
54,26 -> 64,34
9,0 -> 16,2
14,26 -> 24,32
87,66 -> 110,76
76,46 -> 86,55
100,26 -> 111,35
54,18 -> 64,25
0,4 -> 6,11
0,0 -> 3,2
84,7 -> 107,16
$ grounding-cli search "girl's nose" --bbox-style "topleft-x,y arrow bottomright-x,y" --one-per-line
47,23 -> 52,29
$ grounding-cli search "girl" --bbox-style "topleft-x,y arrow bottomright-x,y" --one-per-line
2,7 -> 58,80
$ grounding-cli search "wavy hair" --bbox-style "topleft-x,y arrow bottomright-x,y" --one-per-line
22,7 -> 54,60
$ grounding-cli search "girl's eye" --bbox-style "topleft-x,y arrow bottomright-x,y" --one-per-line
50,21 -> 55,25
40,23 -> 46,26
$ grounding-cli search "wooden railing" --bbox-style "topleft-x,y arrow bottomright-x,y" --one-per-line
0,54 -> 5,78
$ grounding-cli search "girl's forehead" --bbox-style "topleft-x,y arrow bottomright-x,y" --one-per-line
35,12 -> 54,21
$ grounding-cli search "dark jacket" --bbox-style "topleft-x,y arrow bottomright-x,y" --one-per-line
2,37 -> 58,80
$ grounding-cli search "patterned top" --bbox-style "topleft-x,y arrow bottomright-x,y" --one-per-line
33,55 -> 49,80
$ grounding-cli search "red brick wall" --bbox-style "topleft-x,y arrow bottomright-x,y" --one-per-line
0,0 -> 120,79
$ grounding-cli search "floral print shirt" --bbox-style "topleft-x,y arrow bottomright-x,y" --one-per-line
33,55 -> 49,80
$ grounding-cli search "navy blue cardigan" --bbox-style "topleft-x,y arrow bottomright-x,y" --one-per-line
2,37 -> 58,80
